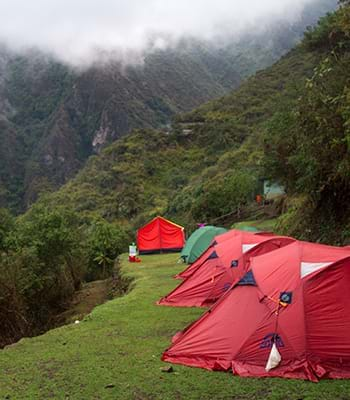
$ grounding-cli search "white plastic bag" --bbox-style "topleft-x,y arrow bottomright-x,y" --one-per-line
265,343 -> 281,372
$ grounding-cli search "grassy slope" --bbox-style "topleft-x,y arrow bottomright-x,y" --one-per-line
1,254 -> 350,400
233,219 -> 278,232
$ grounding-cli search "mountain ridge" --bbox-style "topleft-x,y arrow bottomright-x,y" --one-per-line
0,0 -> 337,211
34,2 -> 350,245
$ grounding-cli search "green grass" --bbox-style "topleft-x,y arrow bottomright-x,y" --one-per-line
233,218 -> 278,233
1,253 -> 350,399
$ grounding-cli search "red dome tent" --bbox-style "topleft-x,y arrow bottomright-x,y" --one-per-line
162,241 -> 350,381
137,216 -> 185,255
158,232 -> 294,308
176,229 -> 274,280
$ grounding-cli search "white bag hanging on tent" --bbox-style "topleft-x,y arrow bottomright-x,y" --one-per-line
265,343 -> 281,372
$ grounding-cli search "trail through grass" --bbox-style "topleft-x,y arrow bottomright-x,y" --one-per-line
1,253 -> 350,399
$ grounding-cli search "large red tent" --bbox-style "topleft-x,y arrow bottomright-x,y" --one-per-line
158,232 -> 294,308
137,216 -> 185,254
163,241 -> 350,381
176,229 -> 274,280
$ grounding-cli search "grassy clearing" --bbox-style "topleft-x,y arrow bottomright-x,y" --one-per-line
233,218 -> 278,233
1,253 -> 350,400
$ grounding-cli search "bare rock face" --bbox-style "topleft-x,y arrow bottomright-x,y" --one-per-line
92,127 -> 110,150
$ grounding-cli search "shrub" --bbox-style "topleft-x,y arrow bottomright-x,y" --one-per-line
86,219 -> 129,281
0,208 -> 14,250
0,204 -> 87,345
191,170 -> 258,221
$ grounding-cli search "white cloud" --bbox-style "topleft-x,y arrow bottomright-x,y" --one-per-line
0,0 -> 321,64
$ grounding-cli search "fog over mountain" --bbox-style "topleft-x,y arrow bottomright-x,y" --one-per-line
0,0 -> 338,212
0,0 -> 330,65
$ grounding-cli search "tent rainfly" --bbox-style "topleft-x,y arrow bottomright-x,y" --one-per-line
180,226 -> 227,264
159,233 -> 294,308
176,229 -> 272,280
137,216 -> 185,255
162,241 -> 350,381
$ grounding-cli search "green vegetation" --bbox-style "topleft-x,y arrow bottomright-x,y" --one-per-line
233,218 -> 278,233
1,1 -> 350,361
189,170 -> 258,221
36,129 -> 210,228
0,203 -> 129,347
86,219 -> 129,281
0,208 -> 14,249
35,23 -> 325,233
0,253 -> 349,399
0,204 -> 85,347
0,42 -> 253,212
0,1 -> 337,212
1,5 -> 349,399
35,4 -> 350,245
262,4 -> 350,243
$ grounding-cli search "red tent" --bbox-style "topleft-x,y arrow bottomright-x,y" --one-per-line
162,241 -> 350,381
137,216 -> 185,254
175,229 -> 274,280
158,232 -> 294,307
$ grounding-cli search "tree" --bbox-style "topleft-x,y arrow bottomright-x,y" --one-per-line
191,171 -> 258,221
0,208 -> 14,250
87,219 -> 128,280
262,20 -> 350,242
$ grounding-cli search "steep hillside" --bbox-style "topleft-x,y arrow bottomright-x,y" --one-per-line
0,49 -> 25,209
261,3 -> 350,243
37,4 -> 350,245
0,0 -> 337,211
1,45 -> 236,211
39,41 -> 324,228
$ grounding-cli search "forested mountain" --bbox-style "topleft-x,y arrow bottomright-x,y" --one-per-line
37,3 -> 350,245
36,44 -> 317,227
0,0 -> 337,212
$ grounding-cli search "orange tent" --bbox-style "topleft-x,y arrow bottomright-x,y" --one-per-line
137,216 -> 185,254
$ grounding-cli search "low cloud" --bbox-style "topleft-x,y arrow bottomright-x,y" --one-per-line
0,0 -> 322,64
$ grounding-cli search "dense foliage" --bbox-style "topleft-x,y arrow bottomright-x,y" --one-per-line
262,3 -> 350,243
38,30 -> 323,232
0,208 -> 13,250
31,4 -> 350,247
86,219 -> 129,281
0,204 -> 128,347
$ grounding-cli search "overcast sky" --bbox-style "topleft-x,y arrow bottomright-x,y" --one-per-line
0,0 -> 320,64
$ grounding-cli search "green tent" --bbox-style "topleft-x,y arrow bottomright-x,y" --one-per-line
181,226 -> 227,264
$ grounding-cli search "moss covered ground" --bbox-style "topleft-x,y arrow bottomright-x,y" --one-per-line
1,253 -> 350,400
